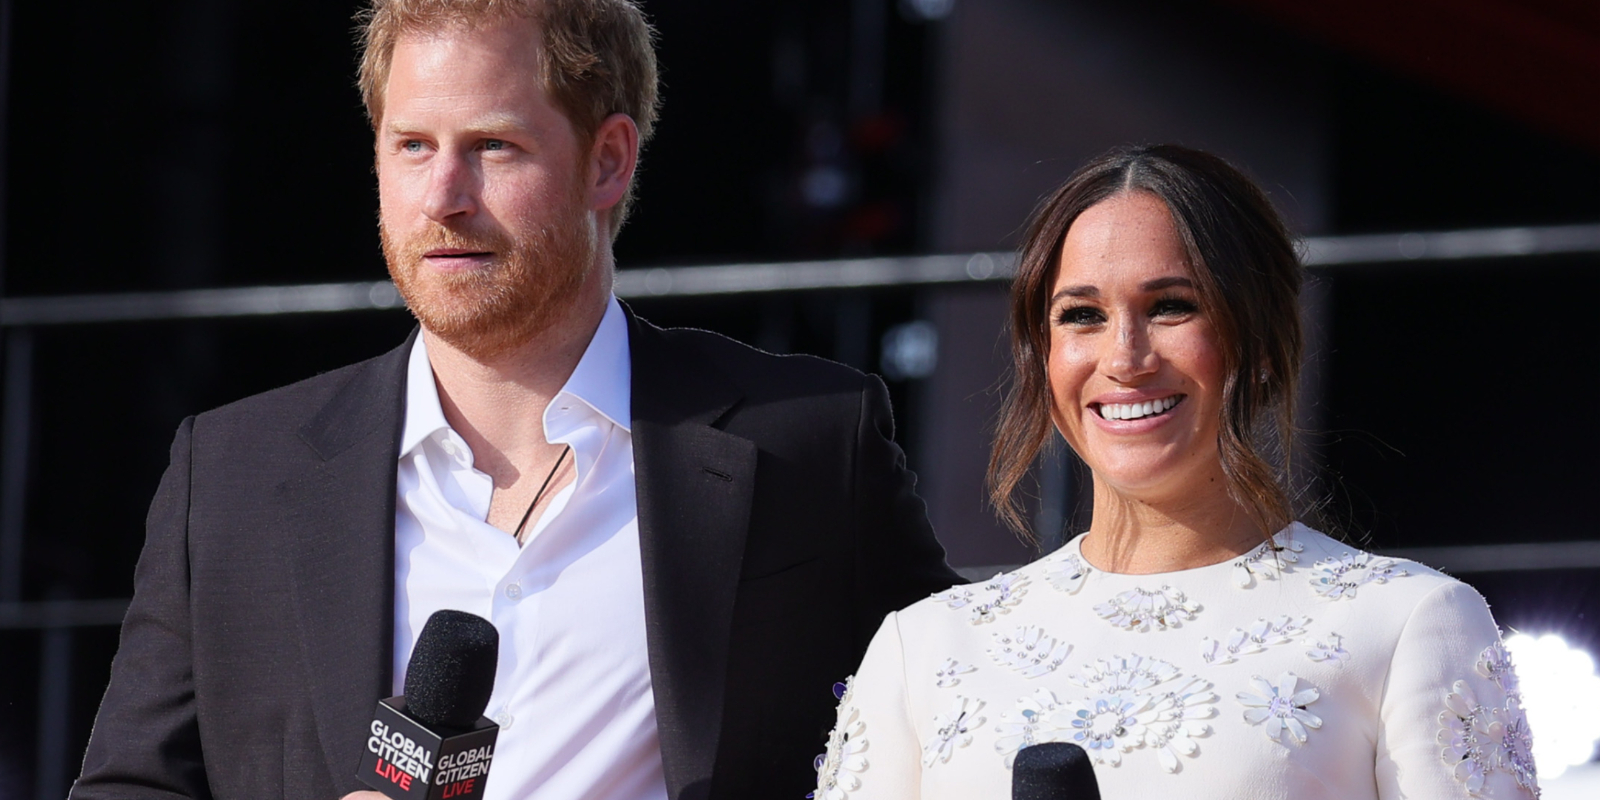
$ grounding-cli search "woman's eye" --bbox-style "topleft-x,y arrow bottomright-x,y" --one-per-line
1055,306 -> 1106,326
1151,298 -> 1199,318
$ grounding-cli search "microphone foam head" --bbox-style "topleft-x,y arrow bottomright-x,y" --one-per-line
1013,742 -> 1100,800
403,609 -> 499,730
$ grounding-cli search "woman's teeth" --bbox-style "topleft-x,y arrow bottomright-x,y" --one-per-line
1098,396 -> 1181,421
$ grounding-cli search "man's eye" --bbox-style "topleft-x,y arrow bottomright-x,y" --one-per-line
484,140 -> 506,151
1055,306 -> 1105,326
402,140 -> 424,153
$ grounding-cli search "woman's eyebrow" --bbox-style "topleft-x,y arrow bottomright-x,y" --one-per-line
1142,276 -> 1194,291
1050,285 -> 1098,303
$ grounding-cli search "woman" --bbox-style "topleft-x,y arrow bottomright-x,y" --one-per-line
813,145 -> 1538,799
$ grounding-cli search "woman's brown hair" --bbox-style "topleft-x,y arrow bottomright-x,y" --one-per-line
988,144 -> 1304,540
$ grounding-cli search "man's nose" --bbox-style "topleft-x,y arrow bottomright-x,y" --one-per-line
420,154 -> 478,223
1104,319 -> 1159,381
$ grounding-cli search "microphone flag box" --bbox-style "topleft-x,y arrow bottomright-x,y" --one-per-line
358,697 -> 499,800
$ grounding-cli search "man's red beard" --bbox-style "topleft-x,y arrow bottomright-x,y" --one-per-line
381,200 -> 596,361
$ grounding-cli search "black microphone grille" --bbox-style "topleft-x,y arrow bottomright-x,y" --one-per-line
1013,742 -> 1100,800
403,609 -> 500,730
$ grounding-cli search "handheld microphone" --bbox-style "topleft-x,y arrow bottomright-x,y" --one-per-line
358,610 -> 501,800
1013,742 -> 1101,800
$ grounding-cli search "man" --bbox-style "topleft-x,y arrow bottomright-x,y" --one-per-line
71,1 -> 958,799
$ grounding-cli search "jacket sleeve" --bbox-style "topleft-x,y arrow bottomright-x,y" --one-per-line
72,417 -> 213,800
850,375 -> 963,653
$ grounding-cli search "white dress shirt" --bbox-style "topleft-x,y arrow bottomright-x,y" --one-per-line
393,297 -> 669,800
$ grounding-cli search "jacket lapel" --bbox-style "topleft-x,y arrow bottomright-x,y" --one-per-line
281,333 -> 412,790
627,308 -> 756,800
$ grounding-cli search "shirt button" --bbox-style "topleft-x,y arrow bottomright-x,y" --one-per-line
441,440 -> 459,456
494,712 -> 515,730
504,583 -> 522,600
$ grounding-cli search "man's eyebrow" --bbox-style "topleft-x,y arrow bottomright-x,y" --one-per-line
383,114 -> 530,137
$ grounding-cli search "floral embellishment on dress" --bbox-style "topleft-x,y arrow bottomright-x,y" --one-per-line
994,689 -> 1069,767
934,572 -> 1029,624
1237,672 -> 1323,745
1231,537 -> 1305,588
1308,552 -> 1408,600
1200,616 -> 1311,665
812,677 -> 869,800
1061,694 -> 1142,765
1045,552 -> 1091,594
1056,655 -> 1217,771
934,658 -> 975,688
932,586 -> 975,610
1140,677 -> 1218,773
1437,646 -> 1540,797
923,696 -> 985,767
988,626 -> 1074,678
1476,642 -> 1520,696
1438,680 -> 1508,795
1071,654 -> 1180,693
1305,633 -> 1349,664
1500,696 -> 1539,796
1094,585 -> 1200,631
813,707 -> 868,799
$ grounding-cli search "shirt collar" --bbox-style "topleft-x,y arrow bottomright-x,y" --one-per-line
400,332 -> 450,458
398,296 -> 632,460
545,296 -> 632,439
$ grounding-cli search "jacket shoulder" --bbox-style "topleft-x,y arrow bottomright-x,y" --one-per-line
189,337 -> 410,443
647,324 -> 872,399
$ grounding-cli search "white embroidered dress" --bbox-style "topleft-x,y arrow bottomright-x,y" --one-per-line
816,524 -> 1538,799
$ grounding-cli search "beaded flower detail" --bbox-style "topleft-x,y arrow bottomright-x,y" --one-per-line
933,572 -> 1029,625
988,626 -> 1074,678
1237,672 -> 1323,745
923,696 -> 985,767
994,688 -> 1069,767
812,678 -> 869,800
1308,552 -> 1409,600
934,658 -> 976,689
1231,537 -> 1305,588
1094,585 -> 1201,631
1439,680 -> 1509,794
1476,642 -> 1520,696
1499,698 -> 1539,795
1305,633 -> 1349,664
1045,553 -> 1091,594
1200,616 -> 1312,665
1056,655 -> 1218,771
1437,644 -> 1539,796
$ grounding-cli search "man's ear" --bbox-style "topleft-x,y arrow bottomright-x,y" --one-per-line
586,112 -> 640,229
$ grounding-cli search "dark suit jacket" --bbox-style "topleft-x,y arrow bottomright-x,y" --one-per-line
72,307 -> 960,800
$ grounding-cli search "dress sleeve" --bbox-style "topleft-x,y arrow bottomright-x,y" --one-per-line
815,611 -> 924,800
1376,580 -> 1538,799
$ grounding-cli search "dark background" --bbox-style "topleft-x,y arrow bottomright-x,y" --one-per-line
0,0 -> 1596,796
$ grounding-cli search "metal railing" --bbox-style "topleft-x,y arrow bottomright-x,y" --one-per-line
1,221 -> 1597,628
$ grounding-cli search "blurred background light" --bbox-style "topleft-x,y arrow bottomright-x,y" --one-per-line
879,320 -> 938,381
1505,633 -> 1600,781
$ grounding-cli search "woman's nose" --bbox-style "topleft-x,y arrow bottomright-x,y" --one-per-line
1104,319 -> 1159,381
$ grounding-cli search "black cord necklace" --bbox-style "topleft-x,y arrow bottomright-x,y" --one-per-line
511,445 -> 571,541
